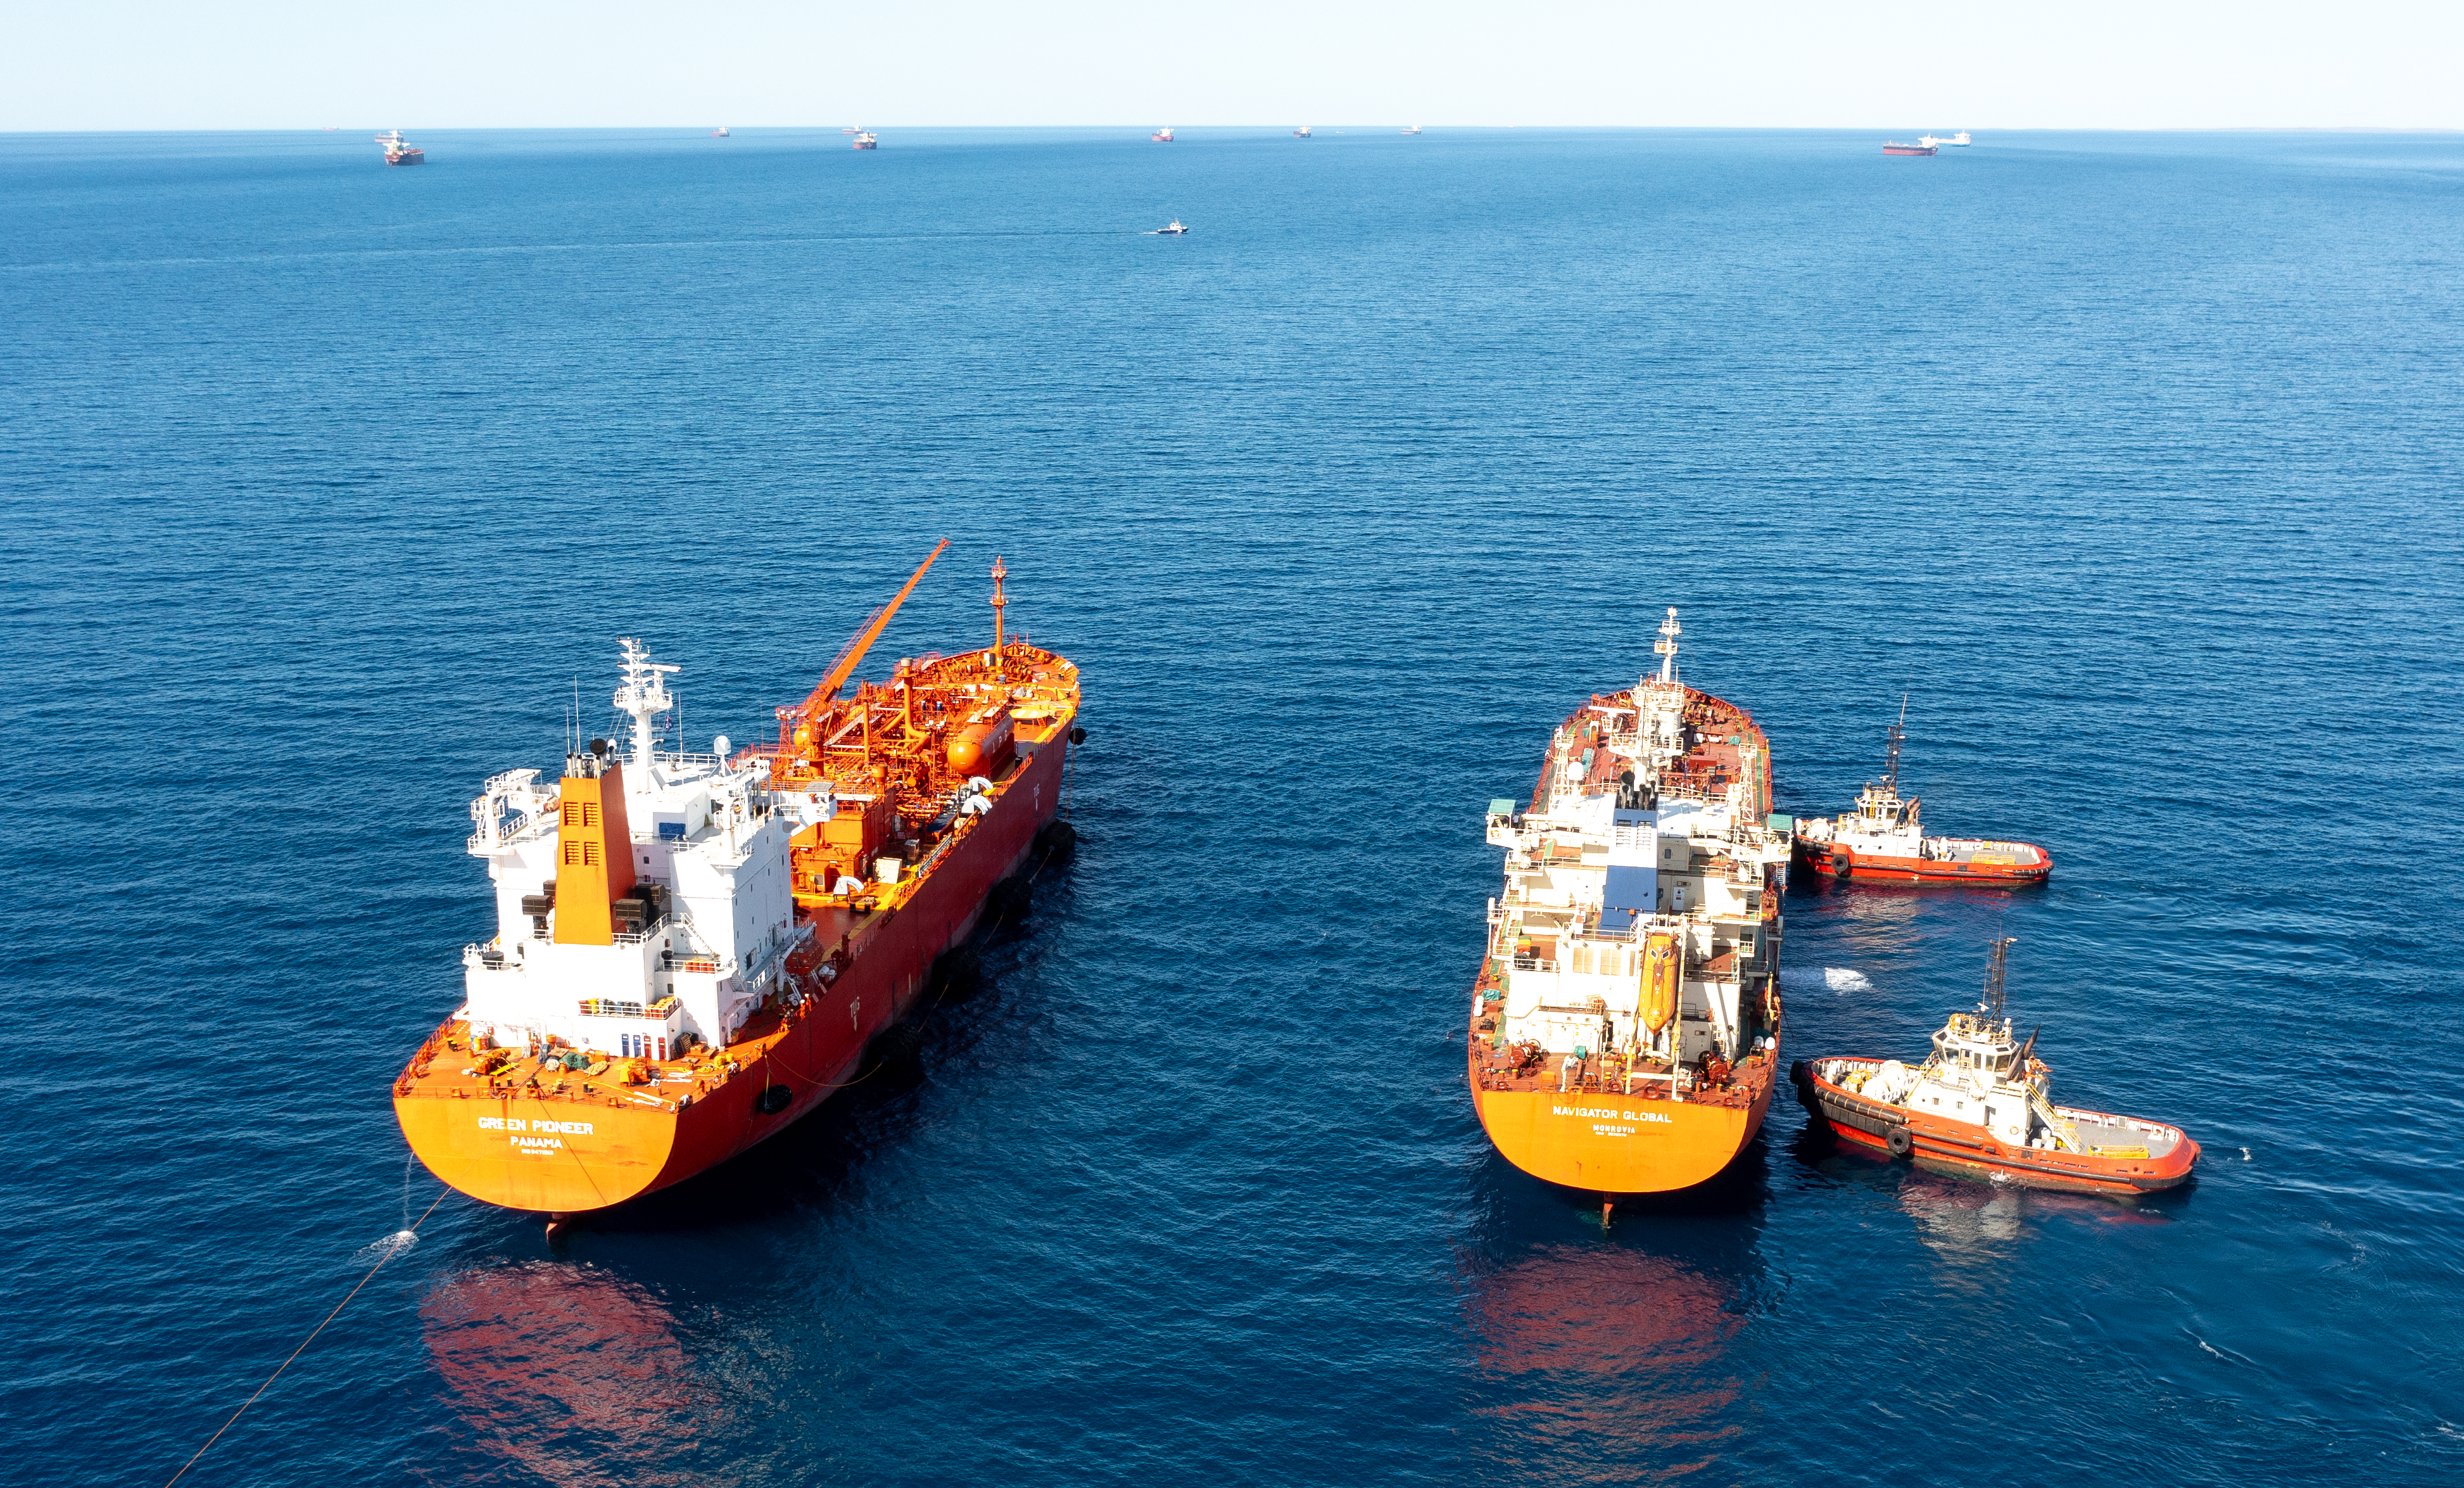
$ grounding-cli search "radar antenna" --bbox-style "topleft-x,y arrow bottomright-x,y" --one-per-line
1979,935 -> 2016,1021
613,638 -> 680,769
1883,692 -> 1907,796
1652,607 -> 1681,687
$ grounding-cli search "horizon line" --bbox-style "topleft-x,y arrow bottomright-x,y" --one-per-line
6,123 -> 2461,137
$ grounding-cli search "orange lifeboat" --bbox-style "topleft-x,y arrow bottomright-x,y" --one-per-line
1639,932 -> 1679,1033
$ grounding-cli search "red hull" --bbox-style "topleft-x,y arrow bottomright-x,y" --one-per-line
644,734 -> 1068,1193
386,151 -> 424,166
1794,838 -> 2049,887
1882,144 -> 1936,156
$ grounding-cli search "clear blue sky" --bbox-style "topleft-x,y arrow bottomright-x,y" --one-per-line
6,1 -> 2457,132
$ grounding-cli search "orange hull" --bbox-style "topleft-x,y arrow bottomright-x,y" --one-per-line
1470,1060 -> 1774,1194
395,734 -> 1068,1214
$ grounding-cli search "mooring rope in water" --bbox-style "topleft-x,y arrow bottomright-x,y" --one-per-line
165,1189 -> 450,1487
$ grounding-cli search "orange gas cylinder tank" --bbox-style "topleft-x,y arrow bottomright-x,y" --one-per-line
946,704 -> 1014,775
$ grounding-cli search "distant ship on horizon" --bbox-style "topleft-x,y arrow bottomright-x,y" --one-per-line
1152,127 -> 1174,143
852,131 -> 878,150
375,130 -> 424,167
1293,125 -> 1311,138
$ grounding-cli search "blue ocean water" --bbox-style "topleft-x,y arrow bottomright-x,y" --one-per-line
5,125 -> 2463,1486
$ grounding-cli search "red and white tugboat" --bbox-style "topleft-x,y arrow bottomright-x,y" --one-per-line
1152,127 -> 1175,142
1793,939 -> 2199,1195
1793,701 -> 2050,886
376,130 -> 425,166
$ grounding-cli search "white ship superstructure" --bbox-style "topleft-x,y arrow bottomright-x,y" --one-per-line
1480,609 -> 1791,1098
457,640 -> 825,1064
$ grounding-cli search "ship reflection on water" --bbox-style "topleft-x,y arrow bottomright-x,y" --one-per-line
1897,1171 -> 2175,1261
1461,1233 -> 1756,1480
422,1262 -> 717,1485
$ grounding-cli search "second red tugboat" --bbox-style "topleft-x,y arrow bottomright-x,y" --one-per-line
1793,700 -> 2050,886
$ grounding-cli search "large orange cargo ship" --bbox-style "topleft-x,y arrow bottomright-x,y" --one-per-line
393,545 -> 1080,1226
1469,609 -> 1792,1218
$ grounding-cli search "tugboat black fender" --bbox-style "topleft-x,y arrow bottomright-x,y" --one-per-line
1886,1124 -> 1914,1158
1833,848 -> 1854,881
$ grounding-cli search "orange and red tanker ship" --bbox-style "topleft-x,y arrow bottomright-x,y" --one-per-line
393,545 -> 1080,1226
1469,609 -> 1793,1217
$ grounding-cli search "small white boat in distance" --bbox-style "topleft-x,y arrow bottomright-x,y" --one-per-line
1293,125 -> 1311,137
1403,125 -> 1422,135
1921,131 -> 1973,148
1152,127 -> 1174,142
712,127 -> 730,137
1153,219 -> 1189,235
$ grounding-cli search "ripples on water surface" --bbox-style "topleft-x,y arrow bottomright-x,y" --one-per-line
4,127 -> 2460,1486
